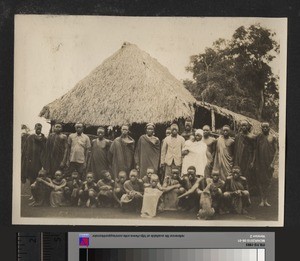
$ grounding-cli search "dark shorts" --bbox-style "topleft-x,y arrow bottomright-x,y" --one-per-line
68,162 -> 85,179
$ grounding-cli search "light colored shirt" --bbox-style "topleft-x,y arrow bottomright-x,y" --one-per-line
68,133 -> 91,163
161,134 -> 185,166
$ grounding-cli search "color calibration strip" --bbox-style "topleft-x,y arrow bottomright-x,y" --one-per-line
80,249 -> 265,261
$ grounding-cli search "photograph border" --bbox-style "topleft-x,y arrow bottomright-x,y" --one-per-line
12,15 -> 287,227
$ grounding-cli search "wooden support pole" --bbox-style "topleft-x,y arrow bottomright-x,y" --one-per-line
211,109 -> 216,132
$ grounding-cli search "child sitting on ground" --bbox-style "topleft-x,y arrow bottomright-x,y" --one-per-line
141,168 -> 155,188
97,170 -> 115,207
78,172 -> 99,208
113,171 -> 127,207
223,166 -> 251,214
121,169 -> 144,212
36,170 -> 67,207
161,168 -> 186,211
204,170 -> 225,215
29,169 -> 51,207
64,171 -> 82,206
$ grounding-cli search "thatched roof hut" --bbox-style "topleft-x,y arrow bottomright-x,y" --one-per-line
39,42 -> 277,139
39,42 -> 196,129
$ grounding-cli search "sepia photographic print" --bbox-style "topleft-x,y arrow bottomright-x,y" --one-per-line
13,15 -> 287,226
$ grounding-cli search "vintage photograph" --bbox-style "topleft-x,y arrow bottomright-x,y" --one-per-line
13,15 -> 287,226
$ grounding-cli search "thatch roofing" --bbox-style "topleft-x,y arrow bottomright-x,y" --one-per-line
195,101 -> 278,136
39,42 -> 196,126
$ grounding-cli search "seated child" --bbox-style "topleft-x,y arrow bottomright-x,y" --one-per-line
141,168 -> 155,188
204,170 -> 225,214
223,166 -> 251,214
97,170 -> 115,207
142,167 -> 163,189
141,174 -> 164,218
35,170 -> 67,207
78,172 -> 99,208
30,169 -> 51,207
177,166 -> 205,212
161,168 -> 186,210
121,169 -> 144,212
113,171 -> 127,207
64,171 -> 82,206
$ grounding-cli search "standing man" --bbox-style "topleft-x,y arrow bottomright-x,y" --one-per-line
109,125 -> 135,179
181,118 -> 195,140
66,122 -> 91,180
88,127 -> 112,181
213,125 -> 235,181
134,123 -> 160,179
234,120 -> 256,191
202,125 -> 216,178
44,123 -> 68,178
255,122 -> 278,207
160,123 -> 185,178
23,123 -> 47,184
161,127 -> 171,146
21,127 -> 30,183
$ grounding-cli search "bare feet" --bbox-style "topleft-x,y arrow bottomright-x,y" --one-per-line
28,201 -> 36,206
219,209 -> 230,215
242,208 -> 248,214
258,201 -> 264,207
31,202 -> 43,207
141,213 -> 152,218
86,198 -> 91,207
264,201 -> 271,207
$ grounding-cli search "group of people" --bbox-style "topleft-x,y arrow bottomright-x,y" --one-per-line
21,118 -> 278,219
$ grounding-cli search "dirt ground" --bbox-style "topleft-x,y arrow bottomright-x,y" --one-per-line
20,178 -> 278,222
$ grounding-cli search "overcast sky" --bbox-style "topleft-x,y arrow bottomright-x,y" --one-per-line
14,15 -> 287,134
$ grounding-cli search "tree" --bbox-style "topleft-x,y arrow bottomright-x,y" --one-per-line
185,24 -> 279,128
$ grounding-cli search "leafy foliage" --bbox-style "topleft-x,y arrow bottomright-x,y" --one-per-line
184,24 -> 279,128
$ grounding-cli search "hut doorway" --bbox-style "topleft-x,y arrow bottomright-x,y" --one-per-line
193,106 -> 234,132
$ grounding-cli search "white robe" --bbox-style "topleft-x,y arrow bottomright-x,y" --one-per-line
182,140 -> 208,176
141,187 -> 163,218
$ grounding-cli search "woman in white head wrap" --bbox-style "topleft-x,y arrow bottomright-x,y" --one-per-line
181,129 -> 208,177
195,129 -> 203,136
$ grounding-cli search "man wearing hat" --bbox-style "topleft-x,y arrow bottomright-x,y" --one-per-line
160,123 -> 185,178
